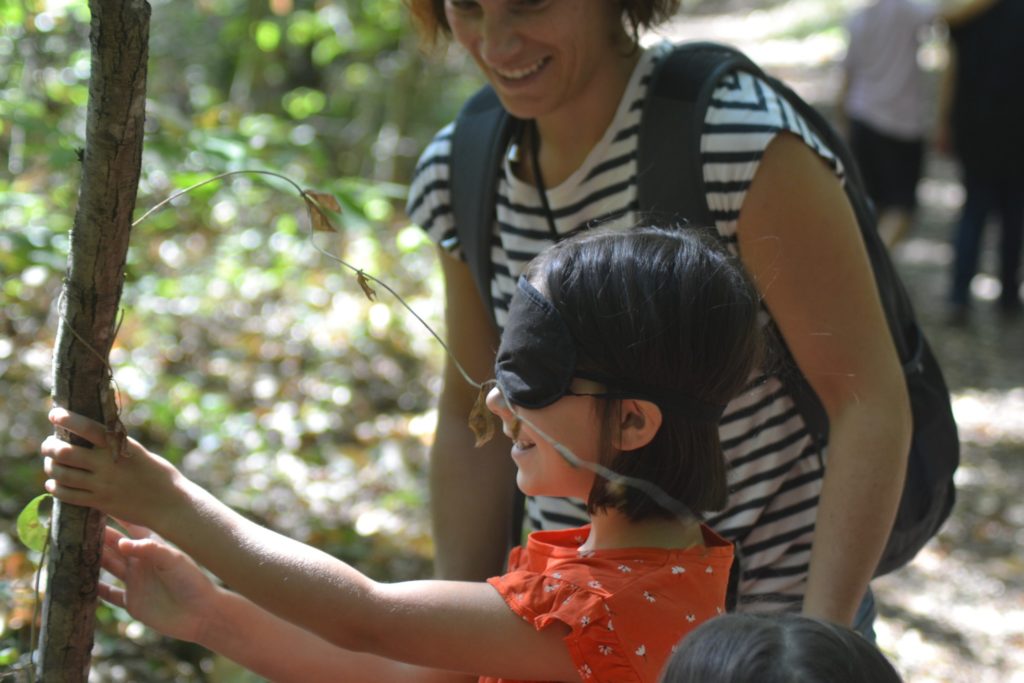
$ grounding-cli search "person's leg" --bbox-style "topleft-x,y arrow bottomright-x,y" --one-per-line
882,136 -> 925,248
995,176 -> 1024,312
878,208 -> 914,249
870,132 -> 923,248
848,119 -> 884,214
950,172 -> 994,315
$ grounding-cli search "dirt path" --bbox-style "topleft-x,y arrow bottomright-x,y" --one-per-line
658,6 -> 1024,680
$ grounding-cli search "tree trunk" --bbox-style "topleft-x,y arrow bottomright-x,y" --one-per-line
40,2 -> 150,681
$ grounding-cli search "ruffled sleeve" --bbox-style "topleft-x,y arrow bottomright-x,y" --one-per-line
487,571 -> 643,683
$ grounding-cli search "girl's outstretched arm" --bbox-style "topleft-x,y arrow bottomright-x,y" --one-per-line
41,410 -> 576,681
99,524 -> 476,683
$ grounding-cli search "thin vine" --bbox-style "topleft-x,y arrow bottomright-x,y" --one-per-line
130,169 -> 696,523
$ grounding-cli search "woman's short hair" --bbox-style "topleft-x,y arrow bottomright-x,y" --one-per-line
405,0 -> 682,47
660,613 -> 903,683
525,225 -> 764,521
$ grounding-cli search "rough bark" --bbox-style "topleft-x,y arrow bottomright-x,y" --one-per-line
40,1 -> 150,681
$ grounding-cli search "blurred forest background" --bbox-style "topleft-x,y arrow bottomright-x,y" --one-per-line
1,0 -> 1021,681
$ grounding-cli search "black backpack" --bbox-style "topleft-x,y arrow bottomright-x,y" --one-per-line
449,41 -> 958,577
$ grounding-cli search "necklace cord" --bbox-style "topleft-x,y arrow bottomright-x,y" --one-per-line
528,119 -> 561,241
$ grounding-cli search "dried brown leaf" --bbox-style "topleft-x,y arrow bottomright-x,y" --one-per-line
307,201 -> 337,233
356,270 -> 377,301
468,384 -> 497,447
305,189 -> 341,212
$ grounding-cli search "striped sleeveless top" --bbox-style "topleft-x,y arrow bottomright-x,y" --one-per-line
406,42 -> 844,612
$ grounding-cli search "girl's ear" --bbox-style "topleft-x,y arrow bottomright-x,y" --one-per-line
615,399 -> 662,451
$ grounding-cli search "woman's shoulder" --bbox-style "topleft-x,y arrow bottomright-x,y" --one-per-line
410,121 -> 455,185
701,68 -> 844,176
405,121 -> 457,245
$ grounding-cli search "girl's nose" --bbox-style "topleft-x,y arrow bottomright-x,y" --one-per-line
485,384 -> 511,418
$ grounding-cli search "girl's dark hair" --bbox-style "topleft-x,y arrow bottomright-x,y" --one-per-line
659,613 -> 904,683
525,225 -> 763,521
405,0 -> 682,47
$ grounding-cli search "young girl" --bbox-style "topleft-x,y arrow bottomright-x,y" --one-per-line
660,612 -> 903,683
41,226 -> 763,682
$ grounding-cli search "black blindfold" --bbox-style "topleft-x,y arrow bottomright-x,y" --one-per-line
494,277 -> 725,421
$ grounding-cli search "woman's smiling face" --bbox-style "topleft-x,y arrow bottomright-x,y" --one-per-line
444,0 -> 629,121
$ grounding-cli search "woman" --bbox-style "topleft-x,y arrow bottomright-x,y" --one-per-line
405,0 -> 911,631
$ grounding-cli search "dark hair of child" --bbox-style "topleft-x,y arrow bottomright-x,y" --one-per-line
523,225 -> 764,522
660,613 -> 904,683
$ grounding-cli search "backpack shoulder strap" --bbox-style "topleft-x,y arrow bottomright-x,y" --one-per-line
450,85 -> 517,328
638,42 -> 762,229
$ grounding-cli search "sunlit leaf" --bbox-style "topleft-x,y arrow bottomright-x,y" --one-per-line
0,647 -> 19,666
17,493 -> 53,553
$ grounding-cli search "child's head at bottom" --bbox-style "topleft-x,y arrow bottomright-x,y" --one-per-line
493,224 -> 764,521
659,612 -> 903,683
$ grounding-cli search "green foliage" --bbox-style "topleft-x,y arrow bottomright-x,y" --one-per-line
0,0 -> 480,679
15,494 -> 50,553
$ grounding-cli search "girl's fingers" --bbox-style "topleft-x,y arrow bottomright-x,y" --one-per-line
43,479 -> 97,507
104,525 -> 128,546
116,519 -> 156,541
97,582 -> 126,609
42,458 -> 95,491
121,538 -> 177,571
101,545 -> 128,580
102,527 -> 129,579
41,436 -> 106,472
48,408 -> 109,448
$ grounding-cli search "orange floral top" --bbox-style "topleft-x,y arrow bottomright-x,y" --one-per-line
480,524 -> 733,683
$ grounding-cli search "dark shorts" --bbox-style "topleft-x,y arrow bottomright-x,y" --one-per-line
848,118 -> 925,211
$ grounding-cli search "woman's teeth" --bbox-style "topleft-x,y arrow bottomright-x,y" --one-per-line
494,57 -> 547,80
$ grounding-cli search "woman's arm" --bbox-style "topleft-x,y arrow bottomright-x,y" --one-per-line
42,412 -> 574,680
736,132 -> 913,625
429,247 -> 520,581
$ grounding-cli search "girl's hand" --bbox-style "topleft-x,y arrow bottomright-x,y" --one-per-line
100,522 -> 217,644
41,408 -> 183,531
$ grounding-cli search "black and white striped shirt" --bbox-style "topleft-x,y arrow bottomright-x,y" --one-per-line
406,42 -> 844,612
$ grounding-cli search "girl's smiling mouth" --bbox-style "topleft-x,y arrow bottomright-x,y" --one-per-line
503,417 -> 534,452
